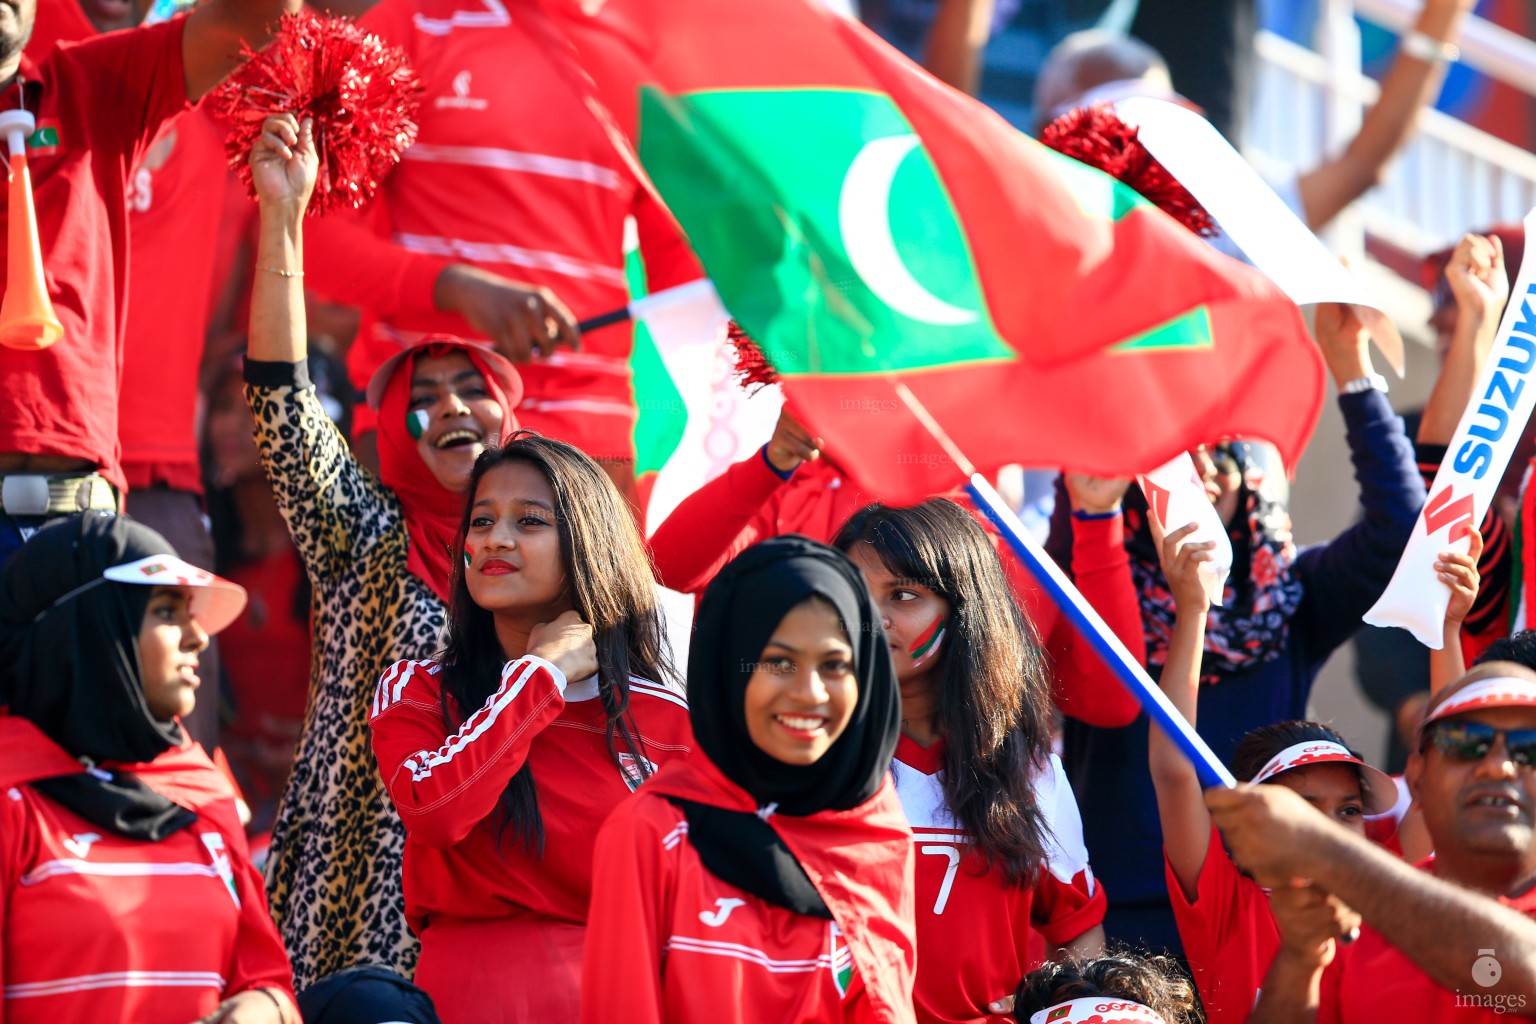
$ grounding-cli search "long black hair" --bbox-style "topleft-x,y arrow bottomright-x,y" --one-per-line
437,433 -> 674,854
833,499 -> 1053,885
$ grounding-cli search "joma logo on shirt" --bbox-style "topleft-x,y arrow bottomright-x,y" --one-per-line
63,833 -> 100,858
698,897 -> 745,927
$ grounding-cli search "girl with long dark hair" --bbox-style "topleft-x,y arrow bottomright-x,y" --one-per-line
582,536 -> 916,1023
0,513 -> 297,1023
833,499 -> 1106,1023
370,436 -> 692,1021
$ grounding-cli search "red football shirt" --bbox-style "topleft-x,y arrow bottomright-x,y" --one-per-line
370,655 -> 694,1019
894,738 -> 1106,1024
0,717 -> 294,1022
1318,857 -> 1536,1023
0,17 -> 189,490
303,0 -> 701,460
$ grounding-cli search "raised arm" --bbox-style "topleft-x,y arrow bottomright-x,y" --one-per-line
1027,475 -> 1144,728
1429,530 -> 1483,692
1148,523 -> 1217,901
1247,881 -> 1362,1024
1295,0 -> 1475,231
918,0 -> 997,96
182,0 -> 302,103
1292,305 -> 1425,664
1418,234 -> 1509,446
648,407 -> 817,592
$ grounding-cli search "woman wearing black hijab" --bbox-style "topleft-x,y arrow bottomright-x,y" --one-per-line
0,512 -> 298,1024
581,535 -> 916,1024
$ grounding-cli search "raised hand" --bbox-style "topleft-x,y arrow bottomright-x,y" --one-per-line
527,609 -> 598,684
1158,522 -> 1216,615
247,113 -> 316,212
1445,233 -> 1508,334
1063,473 -> 1131,515
1437,526 -> 1484,629
764,407 -> 822,474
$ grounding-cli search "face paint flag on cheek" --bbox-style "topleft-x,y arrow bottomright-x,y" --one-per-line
463,546 -> 472,568
406,409 -> 430,441
908,616 -> 946,665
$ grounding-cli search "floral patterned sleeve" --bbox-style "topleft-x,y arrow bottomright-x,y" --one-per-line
244,359 -> 402,581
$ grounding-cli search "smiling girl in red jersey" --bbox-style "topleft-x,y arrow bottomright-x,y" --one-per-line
0,513 -> 296,1023
370,435 -> 692,1021
582,535 -> 916,1024
833,500 -> 1108,1024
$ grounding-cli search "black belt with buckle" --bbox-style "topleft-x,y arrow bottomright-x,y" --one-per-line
0,474 -> 117,516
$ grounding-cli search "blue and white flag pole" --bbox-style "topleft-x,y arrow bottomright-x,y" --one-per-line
885,381 -> 1236,789
965,476 -> 1236,788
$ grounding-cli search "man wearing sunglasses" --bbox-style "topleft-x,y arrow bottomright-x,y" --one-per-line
1206,662 -> 1536,1023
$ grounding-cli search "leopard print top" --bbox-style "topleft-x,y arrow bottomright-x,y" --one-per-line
248,373 -> 440,990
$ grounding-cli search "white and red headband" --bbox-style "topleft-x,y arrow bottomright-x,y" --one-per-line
1423,677 -> 1536,729
1250,740 -> 1397,815
1029,997 -> 1168,1024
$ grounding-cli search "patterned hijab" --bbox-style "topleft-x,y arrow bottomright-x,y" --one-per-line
1125,455 -> 1304,682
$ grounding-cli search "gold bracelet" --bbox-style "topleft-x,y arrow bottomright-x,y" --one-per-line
254,986 -> 289,1024
257,265 -> 305,278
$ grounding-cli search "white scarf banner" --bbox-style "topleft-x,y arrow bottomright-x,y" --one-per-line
1365,207 -> 1536,647
1138,451 -> 1232,607
1115,96 -> 1405,376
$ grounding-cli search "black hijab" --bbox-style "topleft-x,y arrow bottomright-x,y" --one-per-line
675,535 -> 900,914
0,512 -> 196,839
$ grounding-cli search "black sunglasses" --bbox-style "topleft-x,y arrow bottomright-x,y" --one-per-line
1424,720 -> 1536,768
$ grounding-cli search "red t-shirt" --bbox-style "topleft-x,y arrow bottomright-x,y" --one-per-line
893,737 -> 1105,1024
0,16 -> 189,490
369,655 -> 694,1018
116,108 -> 230,491
304,0 -> 700,459
0,717 -> 294,1022
1318,858 -> 1536,1023
1167,828 -> 1275,1024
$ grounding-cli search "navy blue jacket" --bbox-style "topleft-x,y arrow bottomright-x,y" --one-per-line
1050,390 -> 1424,947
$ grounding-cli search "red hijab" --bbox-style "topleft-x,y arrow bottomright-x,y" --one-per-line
375,339 -> 522,601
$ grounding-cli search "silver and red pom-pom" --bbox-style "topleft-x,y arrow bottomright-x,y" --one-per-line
727,321 -> 780,393
1041,103 -> 1217,238
212,12 -> 422,216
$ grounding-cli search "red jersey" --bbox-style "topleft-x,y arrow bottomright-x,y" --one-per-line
893,738 -> 1105,1024
304,0 -> 700,459
1317,858 -> 1536,1024
1167,828 -> 1273,1024
116,108 -> 230,491
583,755 -> 917,1024
0,716 -> 294,1022
647,454 -> 1143,727
370,655 -> 693,1019
0,17 -> 189,490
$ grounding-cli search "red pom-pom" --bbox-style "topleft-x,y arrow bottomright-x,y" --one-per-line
727,321 -> 780,392
1041,104 -> 1217,238
212,12 -> 422,216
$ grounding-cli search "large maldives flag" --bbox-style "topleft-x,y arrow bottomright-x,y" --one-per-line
548,0 -> 1325,502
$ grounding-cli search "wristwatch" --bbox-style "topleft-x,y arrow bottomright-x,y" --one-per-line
1341,373 -> 1389,395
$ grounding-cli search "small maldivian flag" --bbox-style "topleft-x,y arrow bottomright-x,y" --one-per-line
626,268 -> 783,532
546,0 -> 1324,502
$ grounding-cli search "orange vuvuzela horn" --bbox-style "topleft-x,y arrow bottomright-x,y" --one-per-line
0,109 -> 62,350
